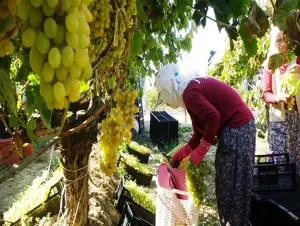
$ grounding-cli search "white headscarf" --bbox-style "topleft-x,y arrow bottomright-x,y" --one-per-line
155,64 -> 206,108
262,26 -> 282,71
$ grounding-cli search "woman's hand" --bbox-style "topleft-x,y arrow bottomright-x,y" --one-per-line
288,64 -> 300,74
171,144 -> 192,168
189,138 -> 210,165
275,93 -> 289,103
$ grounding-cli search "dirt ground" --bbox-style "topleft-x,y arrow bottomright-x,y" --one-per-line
0,149 -> 55,214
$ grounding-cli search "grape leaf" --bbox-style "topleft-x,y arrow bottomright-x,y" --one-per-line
136,0 -> 147,23
27,117 -> 37,130
238,19 -> 258,57
273,0 -> 298,28
9,114 -> 18,127
181,36 -> 192,53
267,53 -> 286,73
108,77 -> 117,89
0,16 -> 11,33
247,2 -> 269,38
0,67 -> 17,116
26,117 -> 37,143
226,26 -> 239,41
192,1 -> 208,27
16,53 -> 30,82
26,125 -> 35,143
25,84 -> 51,129
130,32 -> 144,57
177,0 -> 187,16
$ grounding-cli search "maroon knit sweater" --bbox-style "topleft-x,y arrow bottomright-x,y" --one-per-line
182,77 -> 253,149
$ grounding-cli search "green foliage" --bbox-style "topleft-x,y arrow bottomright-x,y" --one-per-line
25,76 -> 52,129
145,88 -> 158,111
0,16 -> 11,32
130,32 -> 144,57
0,67 -> 17,117
128,0 -> 194,80
208,33 -> 270,135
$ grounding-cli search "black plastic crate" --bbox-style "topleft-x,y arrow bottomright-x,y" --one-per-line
118,202 -> 155,226
252,162 -> 297,192
115,176 -> 133,212
255,153 -> 290,165
117,156 -> 153,187
127,146 -> 150,164
150,111 -> 178,146
266,199 -> 300,226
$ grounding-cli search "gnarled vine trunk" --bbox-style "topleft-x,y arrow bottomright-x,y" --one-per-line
60,122 -> 98,226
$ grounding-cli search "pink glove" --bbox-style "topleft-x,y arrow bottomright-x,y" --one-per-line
172,144 -> 192,168
190,138 -> 211,165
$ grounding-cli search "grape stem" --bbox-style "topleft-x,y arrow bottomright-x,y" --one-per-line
0,114 -> 13,137
92,39 -> 114,70
0,20 -> 23,46
35,127 -> 61,137
270,0 -> 276,11
89,38 -> 104,61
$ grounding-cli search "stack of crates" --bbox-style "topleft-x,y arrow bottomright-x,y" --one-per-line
150,111 -> 178,146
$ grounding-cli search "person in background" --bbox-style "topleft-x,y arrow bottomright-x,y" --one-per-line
155,64 -> 256,226
262,26 -> 300,175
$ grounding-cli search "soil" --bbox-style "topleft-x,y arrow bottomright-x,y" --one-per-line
0,149 -> 55,214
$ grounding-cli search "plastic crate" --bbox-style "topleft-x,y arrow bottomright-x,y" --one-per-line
118,201 -> 155,226
252,161 -> 297,192
150,111 -> 178,146
115,176 -> 133,212
117,156 -> 153,187
255,153 -> 290,165
127,146 -> 150,164
266,199 -> 300,226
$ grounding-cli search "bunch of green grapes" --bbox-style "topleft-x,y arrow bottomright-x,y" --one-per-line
179,157 -> 211,208
121,152 -> 152,175
128,141 -> 151,155
100,89 -> 139,176
125,180 -> 156,213
0,0 -> 20,57
18,0 -> 94,110
114,89 -> 139,143
93,0 -> 136,75
89,0 -> 112,38
281,72 -> 300,110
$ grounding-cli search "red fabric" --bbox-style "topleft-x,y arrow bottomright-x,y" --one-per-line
262,56 -> 300,105
182,77 -> 253,145
189,139 -> 210,165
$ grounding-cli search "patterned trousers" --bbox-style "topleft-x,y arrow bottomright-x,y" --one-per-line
269,110 -> 300,175
215,119 -> 256,226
